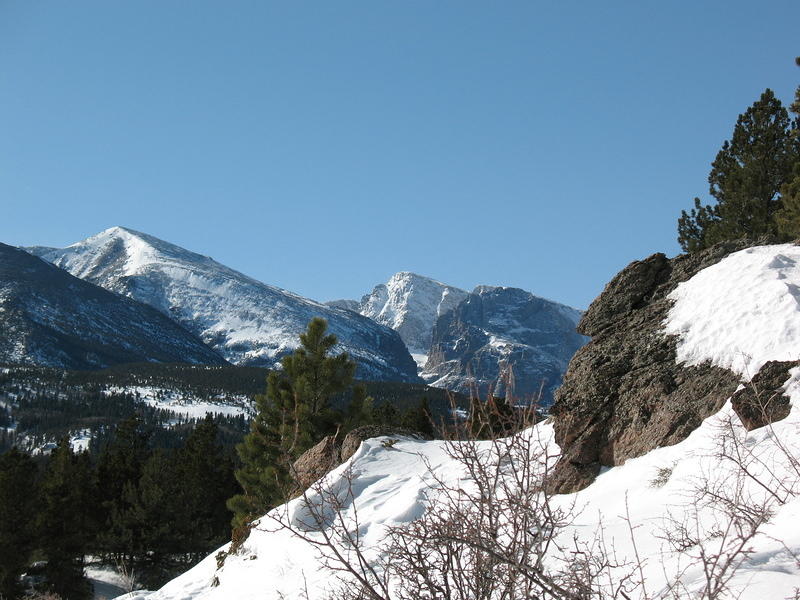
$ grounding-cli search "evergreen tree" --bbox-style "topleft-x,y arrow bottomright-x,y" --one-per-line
344,383 -> 375,431
38,440 -> 95,600
468,395 -> 514,439
282,316 -> 356,436
401,397 -> 435,438
124,448 -> 181,587
96,417 -> 151,563
228,318 -> 356,533
774,59 -> 800,239
374,401 -> 399,426
227,370 -> 309,533
776,162 -> 800,239
678,88 -> 800,252
175,415 -> 237,560
0,448 -> 38,600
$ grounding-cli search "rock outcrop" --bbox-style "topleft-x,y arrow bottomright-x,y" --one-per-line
730,360 -> 796,431
548,239 -> 782,494
292,425 -> 432,493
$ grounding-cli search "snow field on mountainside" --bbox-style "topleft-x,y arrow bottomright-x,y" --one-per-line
125,243 -> 800,599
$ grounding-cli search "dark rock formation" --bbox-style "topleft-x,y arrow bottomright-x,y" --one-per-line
548,239 -> 777,494
292,435 -> 341,493
292,426 -> 432,494
731,360 -> 796,431
340,425 -> 429,461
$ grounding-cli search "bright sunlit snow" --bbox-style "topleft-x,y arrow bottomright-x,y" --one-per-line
665,244 -> 800,379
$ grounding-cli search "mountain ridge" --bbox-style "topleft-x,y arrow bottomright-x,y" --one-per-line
28,227 -> 420,383
0,242 -> 227,369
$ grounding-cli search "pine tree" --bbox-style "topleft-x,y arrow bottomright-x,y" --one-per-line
344,383 -> 375,431
124,448 -> 181,587
792,57 -> 800,118
469,395 -> 514,439
227,370 -> 308,533
401,397 -> 435,438
38,440 -> 95,600
678,88 -> 800,252
227,318 -> 356,533
282,316 -> 356,435
176,416 -> 237,561
776,162 -> 800,239
374,401 -> 399,426
96,417 -> 151,564
774,59 -> 800,239
0,448 -> 38,600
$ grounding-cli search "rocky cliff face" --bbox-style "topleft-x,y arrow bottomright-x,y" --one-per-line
422,286 -> 587,404
0,243 -> 226,369
548,239 -> 789,493
356,272 -> 469,356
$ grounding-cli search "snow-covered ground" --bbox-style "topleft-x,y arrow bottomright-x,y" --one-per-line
86,563 -> 133,600
103,385 -> 254,419
121,244 -> 800,600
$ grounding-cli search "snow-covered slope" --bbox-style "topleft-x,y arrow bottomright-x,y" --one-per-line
353,272 -> 468,357
0,243 -> 226,369
29,227 -> 419,383
129,243 -> 800,600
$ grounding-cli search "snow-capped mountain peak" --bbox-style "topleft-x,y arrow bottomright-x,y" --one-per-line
358,271 -> 469,355
28,228 -> 419,382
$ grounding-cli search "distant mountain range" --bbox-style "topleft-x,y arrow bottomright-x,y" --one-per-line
331,274 -> 587,404
7,226 -> 587,400
27,227 -> 419,383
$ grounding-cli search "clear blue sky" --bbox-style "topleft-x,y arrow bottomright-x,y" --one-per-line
1,1 -> 798,309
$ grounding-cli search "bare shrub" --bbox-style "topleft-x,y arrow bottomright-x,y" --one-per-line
250,372 -> 800,600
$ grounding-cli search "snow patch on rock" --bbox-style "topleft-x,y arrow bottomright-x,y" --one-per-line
665,243 -> 800,380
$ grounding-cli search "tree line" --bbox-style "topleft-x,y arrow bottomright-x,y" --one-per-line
0,415 -> 237,599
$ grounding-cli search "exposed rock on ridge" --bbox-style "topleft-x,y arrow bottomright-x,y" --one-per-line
291,425 -> 432,493
356,272 -> 469,355
422,286 -> 587,404
548,239 -> 782,494
730,359 -> 796,431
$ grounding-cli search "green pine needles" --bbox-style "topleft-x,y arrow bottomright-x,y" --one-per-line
227,317 -> 356,535
677,86 -> 800,253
